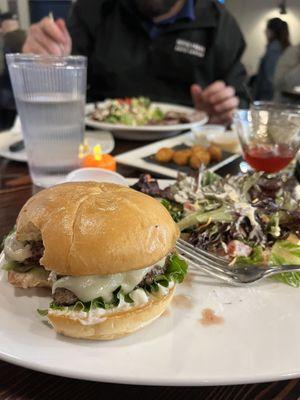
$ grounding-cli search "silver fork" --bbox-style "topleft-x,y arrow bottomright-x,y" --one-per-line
176,238 -> 300,285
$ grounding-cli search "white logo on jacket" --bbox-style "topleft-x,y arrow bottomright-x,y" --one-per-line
174,39 -> 206,58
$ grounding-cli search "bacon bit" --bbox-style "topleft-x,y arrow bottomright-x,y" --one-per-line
227,240 -> 252,258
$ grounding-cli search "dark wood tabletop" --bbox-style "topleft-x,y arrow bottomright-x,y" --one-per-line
1,137 -> 300,400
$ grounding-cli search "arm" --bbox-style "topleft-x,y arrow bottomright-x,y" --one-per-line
213,6 -> 248,107
274,45 -> 300,91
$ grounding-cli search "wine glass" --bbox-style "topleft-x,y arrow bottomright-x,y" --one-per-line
234,102 -> 300,173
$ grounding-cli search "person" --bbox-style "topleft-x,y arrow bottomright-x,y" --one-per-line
0,12 -> 26,130
274,43 -> 300,103
254,17 -> 290,101
22,0 -> 248,125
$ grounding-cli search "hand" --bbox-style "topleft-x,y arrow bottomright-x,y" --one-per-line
191,81 -> 239,125
22,17 -> 72,56
2,19 -> 19,34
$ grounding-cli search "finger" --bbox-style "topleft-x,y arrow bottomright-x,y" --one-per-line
55,19 -> 72,55
22,37 -> 49,55
40,17 -> 67,45
202,81 -> 226,97
30,24 -> 62,56
214,96 -> 239,113
209,86 -> 235,105
190,84 -> 203,110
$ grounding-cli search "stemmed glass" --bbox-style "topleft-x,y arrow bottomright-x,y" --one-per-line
234,102 -> 300,173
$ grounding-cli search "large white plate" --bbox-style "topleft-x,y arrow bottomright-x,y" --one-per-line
85,102 -> 208,141
0,121 -> 115,163
116,132 -> 240,178
1,179 -> 300,386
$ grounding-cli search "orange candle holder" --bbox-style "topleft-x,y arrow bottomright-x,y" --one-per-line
79,143 -> 116,171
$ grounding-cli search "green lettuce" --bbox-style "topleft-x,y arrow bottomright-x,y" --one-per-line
236,246 -> 264,266
270,241 -> 300,287
161,199 -> 183,223
178,204 -> 233,231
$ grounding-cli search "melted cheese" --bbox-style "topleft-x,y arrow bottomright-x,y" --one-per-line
52,267 -> 151,303
4,232 -> 32,262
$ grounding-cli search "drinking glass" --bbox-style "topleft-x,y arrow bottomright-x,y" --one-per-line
234,102 -> 300,173
6,54 -> 87,187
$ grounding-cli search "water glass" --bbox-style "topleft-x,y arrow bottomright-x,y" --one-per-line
234,102 -> 300,173
6,54 -> 87,187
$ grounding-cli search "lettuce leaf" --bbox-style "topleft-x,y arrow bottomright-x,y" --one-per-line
161,199 -> 183,223
270,240 -> 300,287
153,252 -> 188,289
236,246 -> 264,266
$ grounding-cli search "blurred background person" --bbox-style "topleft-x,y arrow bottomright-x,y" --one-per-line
254,17 -> 290,101
0,12 -> 26,130
274,43 -> 300,104
22,0 -> 248,125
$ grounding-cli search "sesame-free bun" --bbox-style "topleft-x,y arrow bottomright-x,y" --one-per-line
47,288 -> 174,340
16,182 -> 179,276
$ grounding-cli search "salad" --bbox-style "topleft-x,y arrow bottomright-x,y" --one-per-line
132,171 -> 300,287
89,97 -> 202,126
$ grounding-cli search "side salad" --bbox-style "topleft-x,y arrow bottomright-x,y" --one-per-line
132,172 -> 300,287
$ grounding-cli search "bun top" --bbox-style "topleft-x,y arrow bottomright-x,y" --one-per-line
16,182 -> 179,276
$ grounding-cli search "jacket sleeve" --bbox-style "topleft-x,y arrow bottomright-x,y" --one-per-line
213,5 -> 248,107
67,0 -> 94,56
274,45 -> 300,92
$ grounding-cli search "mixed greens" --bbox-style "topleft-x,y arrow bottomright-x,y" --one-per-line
133,171 -> 300,287
90,97 -> 165,126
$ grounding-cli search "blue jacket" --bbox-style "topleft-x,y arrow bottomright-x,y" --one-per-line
255,40 -> 283,101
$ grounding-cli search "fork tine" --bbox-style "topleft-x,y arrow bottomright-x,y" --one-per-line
177,238 -> 228,266
176,242 -> 235,277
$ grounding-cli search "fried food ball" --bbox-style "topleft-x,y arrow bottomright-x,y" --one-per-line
192,149 -> 211,165
189,154 -> 203,170
191,145 -> 206,154
208,144 -> 222,162
155,147 -> 174,163
172,149 -> 192,166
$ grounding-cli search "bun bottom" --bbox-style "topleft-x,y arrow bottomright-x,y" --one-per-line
48,287 -> 175,340
7,269 -> 51,289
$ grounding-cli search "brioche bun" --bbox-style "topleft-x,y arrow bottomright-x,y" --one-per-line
16,182 -> 179,276
48,287 -> 174,340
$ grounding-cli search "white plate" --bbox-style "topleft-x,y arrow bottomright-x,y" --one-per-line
0,126 -> 115,163
1,179 -> 300,385
66,168 -> 129,186
116,132 -> 240,178
85,102 -> 208,141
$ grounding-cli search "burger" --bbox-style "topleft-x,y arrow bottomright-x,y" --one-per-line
1,182 -> 187,340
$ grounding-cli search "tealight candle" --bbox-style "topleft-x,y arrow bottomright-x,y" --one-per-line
80,144 -> 116,171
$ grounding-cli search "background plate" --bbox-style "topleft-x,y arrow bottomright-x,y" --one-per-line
1,180 -> 300,386
116,132 -> 240,178
85,102 -> 208,141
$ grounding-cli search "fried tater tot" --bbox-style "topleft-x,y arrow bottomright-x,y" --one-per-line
155,147 -> 174,163
208,144 -> 222,162
189,154 -> 203,170
172,149 -> 192,166
193,149 -> 211,165
191,145 -> 206,154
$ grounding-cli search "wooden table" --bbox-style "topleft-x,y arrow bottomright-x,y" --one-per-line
1,138 -> 300,400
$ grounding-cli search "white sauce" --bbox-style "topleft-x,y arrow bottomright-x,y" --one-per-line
4,232 -> 32,262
